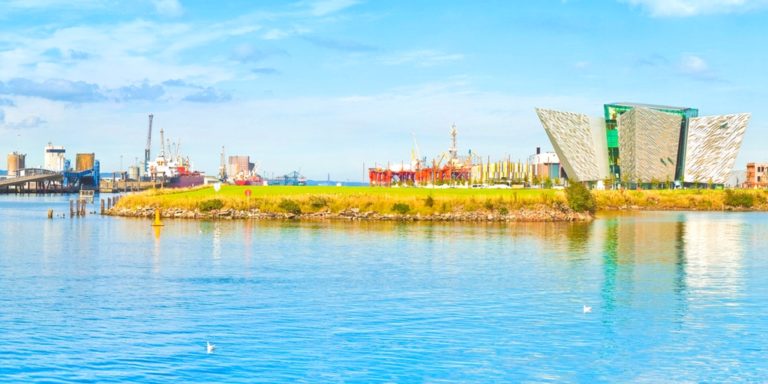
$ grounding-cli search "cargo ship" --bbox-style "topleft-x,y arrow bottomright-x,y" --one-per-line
148,153 -> 204,188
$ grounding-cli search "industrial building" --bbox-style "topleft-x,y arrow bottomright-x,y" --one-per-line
368,124 -> 561,187
6,152 -> 26,177
227,155 -> 253,179
44,143 -> 66,172
745,163 -> 768,188
529,148 -> 564,181
536,103 -> 751,187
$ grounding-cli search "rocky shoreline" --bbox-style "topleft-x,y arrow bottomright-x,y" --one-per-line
107,206 -> 592,222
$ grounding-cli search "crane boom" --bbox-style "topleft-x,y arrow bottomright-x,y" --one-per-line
144,114 -> 153,173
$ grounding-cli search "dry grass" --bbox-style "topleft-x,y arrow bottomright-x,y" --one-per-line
114,185 -> 768,214
115,185 -> 566,215
593,189 -> 768,210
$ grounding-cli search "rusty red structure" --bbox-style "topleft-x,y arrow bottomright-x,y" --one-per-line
369,164 -> 471,186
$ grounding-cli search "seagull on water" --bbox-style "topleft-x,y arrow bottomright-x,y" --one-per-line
583,305 -> 592,314
207,341 -> 216,354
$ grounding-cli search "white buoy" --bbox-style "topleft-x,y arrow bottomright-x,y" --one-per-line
207,341 -> 216,354
583,305 -> 592,314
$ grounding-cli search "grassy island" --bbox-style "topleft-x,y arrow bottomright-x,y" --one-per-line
108,185 -> 768,222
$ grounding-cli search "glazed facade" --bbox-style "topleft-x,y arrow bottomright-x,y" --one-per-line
536,103 -> 750,184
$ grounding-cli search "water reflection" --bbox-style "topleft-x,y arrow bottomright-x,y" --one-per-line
587,212 -> 745,323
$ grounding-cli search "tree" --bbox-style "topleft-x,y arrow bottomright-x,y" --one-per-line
532,174 -> 541,187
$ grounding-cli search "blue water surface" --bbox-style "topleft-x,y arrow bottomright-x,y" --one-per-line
0,194 -> 767,382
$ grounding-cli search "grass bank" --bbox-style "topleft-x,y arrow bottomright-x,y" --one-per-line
594,189 -> 768,210
113,185 -> 567,216
110,185 -> 768,221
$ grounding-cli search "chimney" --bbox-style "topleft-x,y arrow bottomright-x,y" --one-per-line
536,147 -> 541,155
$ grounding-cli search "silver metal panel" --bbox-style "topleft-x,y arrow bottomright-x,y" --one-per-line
684,113 -> 750,184
618,107 -> 681,182
536,108 -> 609,182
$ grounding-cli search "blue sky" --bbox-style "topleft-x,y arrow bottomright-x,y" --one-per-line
1,0 -> 766,180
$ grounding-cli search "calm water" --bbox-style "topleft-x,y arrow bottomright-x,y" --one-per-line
1,195 -> 767,382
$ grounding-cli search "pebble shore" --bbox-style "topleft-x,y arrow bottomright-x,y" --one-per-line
107,206 -> 592,222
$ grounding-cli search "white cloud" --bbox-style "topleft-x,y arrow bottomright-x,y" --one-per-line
680,54 -> 709,73
153,0 -> 183,17
623,0 -> 768,17
678,54 -> 719,80
574,61 -> 590,69
304,0 -> 360,16
1,0 -> 102,9
383,50 -> 464,67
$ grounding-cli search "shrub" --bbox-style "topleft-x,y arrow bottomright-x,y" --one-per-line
566,182 -> 596,214
199,198 -> 224,212
498,206 -> 509,215
724,190 -> 754,208
279,199 -> 302,214
424,195 -> 435,208
483,200 -> 494,210
309,196 -> 329,209
392,203 -> 410,214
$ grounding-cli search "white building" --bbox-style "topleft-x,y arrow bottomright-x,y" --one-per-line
44,143 -> 66,172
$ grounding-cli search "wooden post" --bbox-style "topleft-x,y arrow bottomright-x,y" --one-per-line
48,209 -> 53,219
70,200 -> 74,217
100,199 -> 105,215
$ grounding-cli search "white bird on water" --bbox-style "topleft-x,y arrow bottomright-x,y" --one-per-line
583,305 -> 592,314
207,341 -> 216,354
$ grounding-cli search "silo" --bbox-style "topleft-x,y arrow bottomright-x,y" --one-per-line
128,166 -> 140,181
76,153 -> 95,171
7,152 -> 26,177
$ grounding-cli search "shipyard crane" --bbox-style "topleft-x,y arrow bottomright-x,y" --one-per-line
144,114 -> 153,173
218,145 -> 227,181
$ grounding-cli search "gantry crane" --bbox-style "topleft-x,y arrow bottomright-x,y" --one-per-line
144,114 -> 153,174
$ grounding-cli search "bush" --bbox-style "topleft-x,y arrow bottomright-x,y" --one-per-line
279,199 -> 302,214
309,196 -> 329,209
498,206 -> 509,215
724,190 -> 754,208
566,182 -> 596,214
199,198 -> 224,212
424,195 -> 435,208
392,203 -> 411,214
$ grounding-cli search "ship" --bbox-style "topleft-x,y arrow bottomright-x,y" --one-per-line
233,173 -> 265,186
148,142 -> 204,188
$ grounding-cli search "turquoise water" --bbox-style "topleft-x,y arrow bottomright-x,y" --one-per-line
1,195 -> 767,382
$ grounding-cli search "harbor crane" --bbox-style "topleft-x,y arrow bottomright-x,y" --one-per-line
144,114 -> 153,174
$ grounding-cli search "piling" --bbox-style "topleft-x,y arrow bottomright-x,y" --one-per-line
100,199 -> 105,215
48,209 -> 53,219
70,200 -> 74,217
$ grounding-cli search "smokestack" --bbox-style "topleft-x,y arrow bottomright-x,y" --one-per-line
536,147 -> 541,155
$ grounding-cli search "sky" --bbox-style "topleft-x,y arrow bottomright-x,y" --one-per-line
1,0 -> 767,181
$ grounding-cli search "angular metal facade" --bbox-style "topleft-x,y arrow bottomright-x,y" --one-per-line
618,107 -> 682,182
535,108 -> 610,182
683,113 -> 750,184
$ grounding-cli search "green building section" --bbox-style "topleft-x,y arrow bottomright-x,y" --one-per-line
603,102 -> 699,182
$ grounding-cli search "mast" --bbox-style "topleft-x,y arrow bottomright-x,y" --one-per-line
144,114 -> 153,173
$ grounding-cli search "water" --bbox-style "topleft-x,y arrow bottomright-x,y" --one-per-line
1,195 -> 767,382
